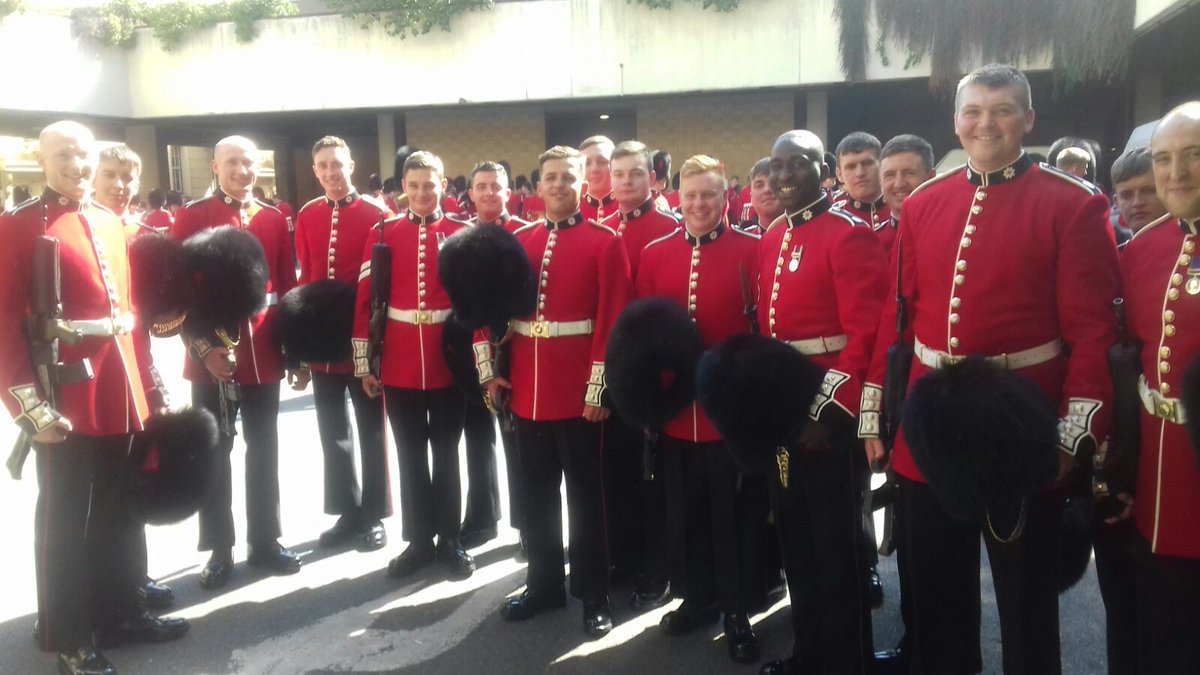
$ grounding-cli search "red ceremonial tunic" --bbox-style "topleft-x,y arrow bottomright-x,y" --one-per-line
0,191 -> 150,436
295,192 -> 384,374
277,201 -> 296,232
521,194 -> 546,222
351,210 -> 462,390
470,211 -> 531,234
171,189 -> 297,385
581,191 -> 616,223
866,154 -> 1120,483
1120,214 -> 1200,559
142,208 -> 173,234
834,193 -> 893,256
601,197 -> 681,279
637,223 -> 760,442
758,194 -> 887,424
494,212 -> 632,421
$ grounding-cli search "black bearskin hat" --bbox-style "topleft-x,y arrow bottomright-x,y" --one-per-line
274,280 -> 357,364
124,407 -> 221,526
696,334 -> 827,476
606,297 -> 703,430
180,226 -> 268,339
128,233 -> 192,331
437,224 -> 537,336
1057,497 -> 1094,592
902,357 -> 1059,525
442,313 -> 486,407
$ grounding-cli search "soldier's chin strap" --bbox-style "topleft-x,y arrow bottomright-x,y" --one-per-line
985,499 -> 1028,544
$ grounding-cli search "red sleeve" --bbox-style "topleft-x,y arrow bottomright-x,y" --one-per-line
170,204 -> 204,241
635,243 -> 658,298
826,225 -> 888,419
586,233 -> 633,408
274,213 -> 297,297
0,213 -> 53,433
295,210 -> 313,285
862,213 -> 918,437
350,229 -> 376,377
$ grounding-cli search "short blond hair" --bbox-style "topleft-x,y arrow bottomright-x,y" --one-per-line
1055,146 -> 1092,172
579,135 -> 614,153
538,145 -> 581,171
680,154 -> 727,190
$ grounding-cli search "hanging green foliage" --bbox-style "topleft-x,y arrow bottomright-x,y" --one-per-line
70,0 -> 297,51
838,0 -> 1134,91
629,0 -> 742,10
325,0 -> 493,39
0,0 -> 24,22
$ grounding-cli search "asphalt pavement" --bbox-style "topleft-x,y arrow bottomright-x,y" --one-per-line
0,338 -> 1110,674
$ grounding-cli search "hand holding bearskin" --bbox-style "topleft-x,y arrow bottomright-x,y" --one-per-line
605,297 -> 703,431
128,232 -> 193,337
437,223 -> 537,336
274,279 -> 357,365
696,333 -> 828,476
124,406 -> 221,525
901,357 -> 1059,536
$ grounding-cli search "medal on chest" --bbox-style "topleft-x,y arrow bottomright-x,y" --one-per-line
788,245 -> 803,273
1188,241 -> 1200,295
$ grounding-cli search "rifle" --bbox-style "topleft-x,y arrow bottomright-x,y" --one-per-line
366,213 -> 392,396
7,232 -> 94,479
1095,297 -> 1141,520
738,261 -> 760,336
876,236 -> 912,555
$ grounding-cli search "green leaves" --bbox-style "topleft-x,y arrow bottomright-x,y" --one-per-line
628,0 -> 742,11
326,0 -> 493,39
70,0 -> 297,50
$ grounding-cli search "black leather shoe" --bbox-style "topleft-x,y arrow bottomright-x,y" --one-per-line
386,542 -> 435,579
95,611 -> 190,648
57,647 -> 115,675
500,588 -> 567,621
868,567 -> 884,609
138,576 -> 174,609
199,550 -> 234,590
874,647 -> 908,675
247,542 -> 302,575
358,521 -> 387,552
759,658 -> 801,675
583,600 -> 613,637
436,539 -> 476,579
630,583 -> 670,610
318,515 -> 362,548
724,612 -> 759,664
459,524 -> 498,550
660,601 -> 720,635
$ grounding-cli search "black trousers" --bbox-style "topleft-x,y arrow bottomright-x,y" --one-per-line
499,416 -> 524,531
603,415 -> 645,574
1134,533 -> 1200,675
384,386 -> 466,543
311,371 -> 390,521
661,437 -> 762,613
34,434 -> 142,652
195,382 -> 282,551
895,476 -> 1064,675
516,416 -> 610,603
462,401 -> 500,530
1093,520 -> 1138,675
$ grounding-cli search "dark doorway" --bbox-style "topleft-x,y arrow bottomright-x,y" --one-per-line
545,106 -> 636,148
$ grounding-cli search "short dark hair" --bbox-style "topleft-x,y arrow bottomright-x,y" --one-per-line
835,132 -> 882,161
881,134 -> 936,174
612,140 -> 652,172
148,187 -> 166,209
652,150 -> 672,181
956,63 -> 1032,112
166,190 -> 184,208
749,157 -> 771,181
99,145 -> 142,173
538,146 -> 581,171
382,177 -> 396,193
368,173 -> 383,192
1110,145 -> 1152,186
252,186 -> 266,199
471,161 -> 510,187
311,135 -> 349,157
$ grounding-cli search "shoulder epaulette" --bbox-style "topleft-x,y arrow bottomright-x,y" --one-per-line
729,226 -> 761,240
589,219 -> 618,235
908,165 -> 962,199
7,195 -> 40,216
1129,213 -> 1174,241
645,227 -> 682,250
184,195 -> 214,209
513,221 -> 540,236
1038,163 -> 1102,195
656,207 -> 682,222
829,206 -> 869,228
764,214 -> 788,234
255,198 -> 281,214
299,196 -> 324,213
445,213 -> 473,226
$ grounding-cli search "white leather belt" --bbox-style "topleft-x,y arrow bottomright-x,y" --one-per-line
265,292 -> 278,307
387,307 -> 451,325
62,313 -> 136,338
512,319 -> 594,338
787,334 -> 848,355
1139,374 -> 1187,424
914,337 -> 1063,370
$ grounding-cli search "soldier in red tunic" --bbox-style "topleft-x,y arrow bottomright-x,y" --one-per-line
637,155 -> 764,663
93,146 -> 143,232
1116,101 -> 1200,673
601,140 -> 680,606
744,157 -> 783,235
482,145 -> 631,636
291,136 -> 391,553
456,161 -> 531,550
171,135 -> 303,589
0,121 -> 188,675
877,135 -> 936,258
353,151 -> 474,580
757,130 -> 887,675
142,189 -> 174,234
580,135 -> 617,222
832,132 -> 892,254
862,65 -> 1120,674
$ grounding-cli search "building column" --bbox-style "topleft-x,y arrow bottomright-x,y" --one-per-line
124,124 -> 165,192
805,90 -> 829,147
377,113 -> 397,181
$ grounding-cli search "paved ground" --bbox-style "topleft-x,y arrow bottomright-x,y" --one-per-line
0,339 -> 1110,674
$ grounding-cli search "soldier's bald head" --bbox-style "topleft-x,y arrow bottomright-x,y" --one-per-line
215,135 -> 259,159
773,130 -> 825,157
1151,101 -> 1200,221
40,120 -> 95,147
38,120 -> 97,202
770,130 -> 827,211
212,135 -> 260,200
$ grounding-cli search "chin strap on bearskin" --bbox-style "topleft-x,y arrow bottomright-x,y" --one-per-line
606,297 -> 704,431
696,334 -> 828,477
437,223 -> 537,334
124,407 -> 220,526
901,357 -> 1059,535
128,232 -> 192,336
275,279 -> 357,365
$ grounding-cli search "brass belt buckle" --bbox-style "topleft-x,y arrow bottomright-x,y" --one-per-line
530,321 -> 550,338
415,310 -> 431,325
